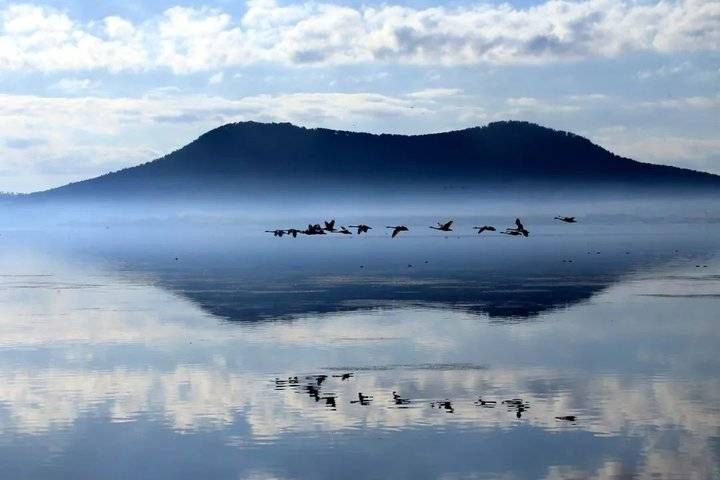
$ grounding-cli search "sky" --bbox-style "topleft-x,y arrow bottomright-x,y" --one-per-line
0,0 -> 718,193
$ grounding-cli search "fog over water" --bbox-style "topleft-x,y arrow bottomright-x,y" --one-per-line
1,198 -> 719,479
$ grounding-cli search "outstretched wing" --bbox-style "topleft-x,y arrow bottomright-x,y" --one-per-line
392,228 -> 399,238
515,218 -> 524,230
443,221 -> 453,230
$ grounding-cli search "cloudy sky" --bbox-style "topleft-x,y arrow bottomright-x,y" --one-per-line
0,0 -> 718,192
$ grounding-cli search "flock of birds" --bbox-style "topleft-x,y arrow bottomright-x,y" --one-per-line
266,216 -> 577,238
274,374 -> 577,422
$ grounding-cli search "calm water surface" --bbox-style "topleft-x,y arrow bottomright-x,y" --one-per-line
1,221 -> 719,479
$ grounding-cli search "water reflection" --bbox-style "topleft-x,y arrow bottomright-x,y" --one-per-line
0,226 -> 719,478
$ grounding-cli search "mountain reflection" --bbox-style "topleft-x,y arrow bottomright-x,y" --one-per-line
84,226 -> 718,322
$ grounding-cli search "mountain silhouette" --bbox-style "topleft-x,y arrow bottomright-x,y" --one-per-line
30,121 -> 720,199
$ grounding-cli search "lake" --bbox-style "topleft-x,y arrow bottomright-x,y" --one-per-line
1,219 -> 719,479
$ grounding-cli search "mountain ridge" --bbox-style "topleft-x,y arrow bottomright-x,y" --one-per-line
29,120 -> 720,199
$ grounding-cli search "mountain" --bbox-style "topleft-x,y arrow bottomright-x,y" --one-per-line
30,121 -> 720,200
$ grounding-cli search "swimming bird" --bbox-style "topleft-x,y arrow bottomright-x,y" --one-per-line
430,220 -> 454,232
265,229 -> 286,237
555,415 -> 577,421
323,219 -> 337,232
332,373 -> 354,381
348,224 -> 372,235
473,226 -> 496,234
386,225 -> 409,238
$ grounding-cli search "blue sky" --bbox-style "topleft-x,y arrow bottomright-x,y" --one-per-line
0,0 -> 718,192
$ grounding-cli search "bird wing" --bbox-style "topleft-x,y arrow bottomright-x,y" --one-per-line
515,218 -> 523,229
392,228 -> 399,238
443,221 -> 453,229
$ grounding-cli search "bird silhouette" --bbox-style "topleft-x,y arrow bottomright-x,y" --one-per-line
434,400 -> 454,413
303,224 -> 326,235
351,392 -> 373,405
337,226 -> 353,235
555,415 -> 577,421
555,216 -> 577,223
305,384 -> 321,402
286,228 -> 301,238
265,229 -> 286,237
392,391 -> 411,405
348,224 -> 372,234
503,218 -> 529,237
475,398 -> 497,407
323,219 -> 337,232
430,220 -> 453,232
386,225 -> 409,238
473,225 -> 496,234
502,398 -> 528,418
332,373 -> 354,380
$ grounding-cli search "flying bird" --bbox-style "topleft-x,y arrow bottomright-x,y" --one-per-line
555,216 -> 577,223
506,218 -> 529,237
430,220 -> 454,232
265,229 -> 286,237
303,224 -> 326,235
473,225 -> 496,234
348,224 -> 372,234
386,225 -> 409,238
337,226 -> 353,235
323,219 -> 337,232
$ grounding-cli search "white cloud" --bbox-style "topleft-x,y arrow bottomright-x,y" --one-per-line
208,71 -> 224,85
504,96 -> 581,114
637,61 -> 693,80
0,0 -> 718,73
406,88 -> 462,100
49,77 -> 98,93
636,95 -> 720,110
